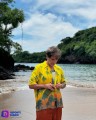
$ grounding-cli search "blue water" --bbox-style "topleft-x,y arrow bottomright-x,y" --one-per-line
59,64 -> 96,87
15,63 -> 96,88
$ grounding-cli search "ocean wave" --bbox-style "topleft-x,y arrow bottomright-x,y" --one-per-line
0,85 -> 29,95
68,82 -> 96,88
0,75 -> 30,95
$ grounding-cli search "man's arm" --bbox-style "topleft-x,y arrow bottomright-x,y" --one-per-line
29,83 -> 55,91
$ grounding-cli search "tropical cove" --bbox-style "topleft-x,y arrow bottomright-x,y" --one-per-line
0,1 -> 96,120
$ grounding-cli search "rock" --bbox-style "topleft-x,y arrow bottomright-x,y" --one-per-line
0,48 -> 14,70
14,64 -> 34,72
0,66 -> 14,80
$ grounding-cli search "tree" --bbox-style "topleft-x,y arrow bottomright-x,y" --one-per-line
0,0 -> 24,53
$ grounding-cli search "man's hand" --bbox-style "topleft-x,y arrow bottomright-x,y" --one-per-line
55,83 -> 62,89
55,83 -> 66,89
44,83 -> 55,91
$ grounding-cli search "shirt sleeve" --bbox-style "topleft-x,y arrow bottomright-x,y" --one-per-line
60,68 -> 66,83
28,65 -> 39,85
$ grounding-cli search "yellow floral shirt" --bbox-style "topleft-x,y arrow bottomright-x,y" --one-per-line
29,61 -> 66,111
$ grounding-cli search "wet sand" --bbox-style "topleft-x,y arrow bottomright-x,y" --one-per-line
0,87 -> 96,120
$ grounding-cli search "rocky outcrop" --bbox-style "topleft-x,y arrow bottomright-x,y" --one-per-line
14,64 -> 34,72
0,48 -> 14,80
0,48 -> 34,80
0,48 -> 14,70
0,66 -> 14,80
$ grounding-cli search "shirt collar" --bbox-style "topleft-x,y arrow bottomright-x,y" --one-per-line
43,61 -> 57,70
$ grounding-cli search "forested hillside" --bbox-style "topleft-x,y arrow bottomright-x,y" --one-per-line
13,51 -> 46,63
58,27 -> 96,63
13,27 -> 96,64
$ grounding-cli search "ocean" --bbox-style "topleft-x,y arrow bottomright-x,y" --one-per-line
0,63 -> 96,94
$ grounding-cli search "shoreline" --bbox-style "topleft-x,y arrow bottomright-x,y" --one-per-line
0,74 -> 29,95
0,87 -> 96,120
0,79 -> 96,95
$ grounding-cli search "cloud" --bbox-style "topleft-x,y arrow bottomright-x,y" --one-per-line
12,11 -> 78,52
31,0 -> 96,20
13,12 -> 78,36
12,0 -> 96,53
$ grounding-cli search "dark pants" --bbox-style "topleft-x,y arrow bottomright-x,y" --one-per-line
36,107 -> 62,120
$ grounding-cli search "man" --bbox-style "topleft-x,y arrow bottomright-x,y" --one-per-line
29,46 -> 66,120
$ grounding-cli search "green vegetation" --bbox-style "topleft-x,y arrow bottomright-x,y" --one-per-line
0,0 -> 24,53
13,27 -> 96,64
58,27 -> 96,63
12,51 -> 46,63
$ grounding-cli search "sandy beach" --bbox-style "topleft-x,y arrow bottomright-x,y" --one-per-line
0,87 -> 96,120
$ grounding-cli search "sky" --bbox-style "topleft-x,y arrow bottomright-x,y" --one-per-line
12,0 -> 96,53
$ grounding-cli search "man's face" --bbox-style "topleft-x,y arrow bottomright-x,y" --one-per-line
47,56 -> 59,68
